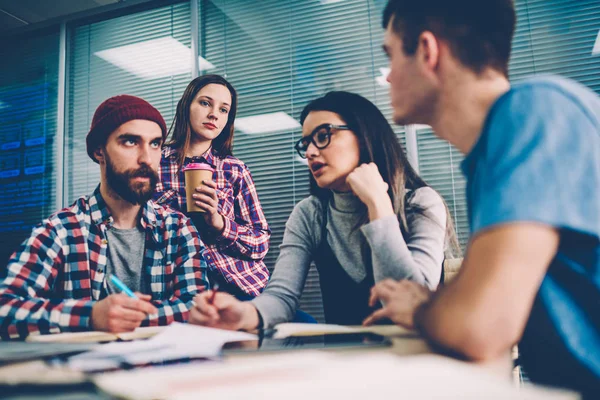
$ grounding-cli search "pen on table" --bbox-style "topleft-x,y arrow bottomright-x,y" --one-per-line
109,274 -> 138,299
209,283 -> 220,304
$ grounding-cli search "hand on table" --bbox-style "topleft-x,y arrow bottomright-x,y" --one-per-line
363,279 -> 432,329
189,291 -> 259,331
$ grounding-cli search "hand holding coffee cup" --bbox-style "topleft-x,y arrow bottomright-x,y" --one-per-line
194,180 -> 226,232
183,163 -> 214,212
183,163 -> 225,232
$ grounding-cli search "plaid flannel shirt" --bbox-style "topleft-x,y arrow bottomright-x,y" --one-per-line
0,186 -> 208,340
154,146 -> 270,297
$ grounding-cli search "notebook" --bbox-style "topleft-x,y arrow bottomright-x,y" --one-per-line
25,326 -> 165,344
62,323 -> 257,372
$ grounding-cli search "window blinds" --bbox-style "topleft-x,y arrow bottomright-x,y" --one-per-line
200,0 -> 400,321
66,2 -> 192,203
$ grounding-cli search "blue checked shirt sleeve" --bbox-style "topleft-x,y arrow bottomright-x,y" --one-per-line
0,222 -> 94,340
143,216 -> 208,326
216,165 -> 271,261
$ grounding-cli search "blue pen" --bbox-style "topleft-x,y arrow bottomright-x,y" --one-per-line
109,274 -> 138,298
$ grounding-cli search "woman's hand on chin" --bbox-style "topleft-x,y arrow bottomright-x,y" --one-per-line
346,163 -> 394,221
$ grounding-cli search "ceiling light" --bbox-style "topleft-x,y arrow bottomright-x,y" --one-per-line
95,37 -> 215,79
235,112 -> 301,134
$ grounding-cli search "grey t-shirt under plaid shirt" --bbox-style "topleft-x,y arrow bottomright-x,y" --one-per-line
104,225 -> 148,296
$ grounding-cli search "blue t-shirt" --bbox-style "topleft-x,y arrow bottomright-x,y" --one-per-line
461,75 -> 600,396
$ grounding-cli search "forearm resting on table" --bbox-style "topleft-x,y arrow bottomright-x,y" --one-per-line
414,223 -> 558,361
414,285 -> 519,361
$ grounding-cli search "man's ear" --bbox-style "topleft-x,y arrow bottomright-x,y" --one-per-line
94,147 -> 105,164
417,31 -> 440,73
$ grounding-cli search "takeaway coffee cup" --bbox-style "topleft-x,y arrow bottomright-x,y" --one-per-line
183,163 -> 215,213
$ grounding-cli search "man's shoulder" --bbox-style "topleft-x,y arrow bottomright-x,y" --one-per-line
505,75 -> 600,122
481,74 -> 600,155
512,74 -> 593,95
32,195 -> 90,236
53,195 -> 91,220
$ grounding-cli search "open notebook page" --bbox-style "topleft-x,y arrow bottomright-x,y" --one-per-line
65,323 -> 256,371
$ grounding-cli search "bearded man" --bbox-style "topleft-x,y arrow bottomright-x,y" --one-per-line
0,95 -> 208,339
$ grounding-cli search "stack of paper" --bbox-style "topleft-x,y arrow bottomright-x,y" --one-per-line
65,323 -> 256,372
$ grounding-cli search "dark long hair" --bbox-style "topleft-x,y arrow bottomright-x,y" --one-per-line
300,91 -> 460,257
166,75 -> 238,169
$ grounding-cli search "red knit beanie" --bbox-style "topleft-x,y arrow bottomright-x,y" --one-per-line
86,95 -> 167,163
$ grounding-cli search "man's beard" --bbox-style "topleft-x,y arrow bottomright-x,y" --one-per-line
104,153 -> 158,206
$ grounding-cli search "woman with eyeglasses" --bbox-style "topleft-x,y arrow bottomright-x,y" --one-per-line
189,91 -> 459,329
153,75 -> 270,300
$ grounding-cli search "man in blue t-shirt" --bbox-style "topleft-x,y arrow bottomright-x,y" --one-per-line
364,1 -> 600,397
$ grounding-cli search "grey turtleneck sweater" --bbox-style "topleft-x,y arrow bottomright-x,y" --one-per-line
251,186 -> 447,328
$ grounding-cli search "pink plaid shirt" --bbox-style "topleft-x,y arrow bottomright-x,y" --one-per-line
154,146 -> 270,296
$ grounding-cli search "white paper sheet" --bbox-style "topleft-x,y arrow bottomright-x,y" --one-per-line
65,323 -> 256,371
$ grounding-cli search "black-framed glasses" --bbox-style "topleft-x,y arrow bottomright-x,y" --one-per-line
294,124 -> 350,159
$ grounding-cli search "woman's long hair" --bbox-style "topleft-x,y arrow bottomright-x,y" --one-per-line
166,74 -> 238,169
299,91 -> 461,257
